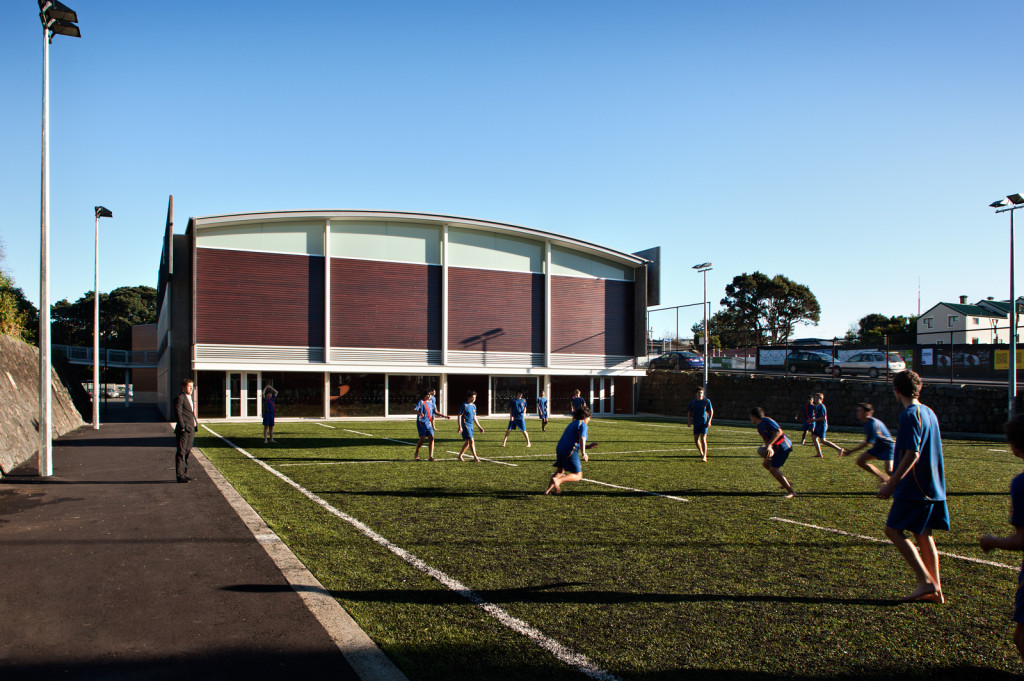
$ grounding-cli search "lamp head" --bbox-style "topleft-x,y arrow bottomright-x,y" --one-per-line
95,206 -> 113,219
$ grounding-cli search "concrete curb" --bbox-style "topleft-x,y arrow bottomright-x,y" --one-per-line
191,444 -> 409,681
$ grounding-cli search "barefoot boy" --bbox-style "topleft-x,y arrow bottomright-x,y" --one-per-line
570,389 -> 587,413
797,394 -> 815,446
843,402 -> 895,483
811,392 -> 845,457
546,405 -> 591,495
502,391 -> 532,447
751,407 -> 796,498
687,386 -> 714,462
456,390 -> 485,462
413,390 -> 438,461
980,414 -> 1024,665
877,370 -> 948,603
537,390 -> 549,432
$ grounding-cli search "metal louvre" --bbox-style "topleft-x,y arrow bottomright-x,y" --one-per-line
446,350 -> 544,367
330,348 -> 442,365
551,354 -> 635,369
195,344 -> 325,363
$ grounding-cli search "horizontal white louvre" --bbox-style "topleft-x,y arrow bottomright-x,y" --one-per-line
330,348 -> 442,365
446,350 -> 544,367
550,354 -> 635,369
196,344 -> 325,363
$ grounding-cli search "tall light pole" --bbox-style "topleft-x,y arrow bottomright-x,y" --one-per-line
38,1 -> 81,476
693,262 -> 712,391
93,206 -> 113,429
992,193 -> 1024,418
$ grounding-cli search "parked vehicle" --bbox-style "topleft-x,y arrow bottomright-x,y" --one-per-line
648,351 -> 705,371
833,352 -> 906,378
785,351 -> 833,374
105,386 -> 121,398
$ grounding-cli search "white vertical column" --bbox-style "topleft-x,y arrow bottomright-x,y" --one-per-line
544,242 -> 552,368
323,371 -> 330,419
441,224 -> 449,367
324,219 -> 331,365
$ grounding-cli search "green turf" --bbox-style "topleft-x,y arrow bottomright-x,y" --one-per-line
196,416 -> 1023,680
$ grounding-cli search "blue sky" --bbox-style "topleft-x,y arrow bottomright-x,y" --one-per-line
1,1 -> 1021,341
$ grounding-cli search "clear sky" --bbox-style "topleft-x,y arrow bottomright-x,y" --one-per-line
1,1 -> 1021,341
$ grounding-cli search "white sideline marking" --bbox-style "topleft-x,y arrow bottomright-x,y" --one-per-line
340,428 -> 513,467
442,451 -> 518,467
581,478 -> 689,502
343,429 -> 374,437
770,517 -> 1017,571
277,460 -> 395,467
202,425 -> 620,681
990,449 -> 1009,453
317,423 -> 337,429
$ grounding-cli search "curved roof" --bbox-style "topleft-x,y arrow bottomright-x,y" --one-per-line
189,209 -> 649,267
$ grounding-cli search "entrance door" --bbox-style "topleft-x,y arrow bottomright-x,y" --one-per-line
227,372 -> 260,418
591,377 -> 613,415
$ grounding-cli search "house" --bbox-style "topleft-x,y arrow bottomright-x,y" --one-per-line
917,295 -> 1020,344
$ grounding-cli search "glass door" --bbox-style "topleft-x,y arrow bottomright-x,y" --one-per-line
246,373 -> 260,418
227,372 -> 260,418
229,373 -> 241,417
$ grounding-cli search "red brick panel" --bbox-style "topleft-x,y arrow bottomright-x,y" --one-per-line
331,259 -> 442,350
551,277 -> 635,355
448,268 -> 544,353
196,249 -> 325,346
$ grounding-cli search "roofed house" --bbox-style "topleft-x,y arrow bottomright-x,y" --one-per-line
917,295 -> 1018,344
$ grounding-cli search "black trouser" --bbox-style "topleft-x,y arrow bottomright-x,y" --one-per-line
175,427 -> 195,479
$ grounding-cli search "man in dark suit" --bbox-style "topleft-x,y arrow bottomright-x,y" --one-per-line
174,377 -> 198,483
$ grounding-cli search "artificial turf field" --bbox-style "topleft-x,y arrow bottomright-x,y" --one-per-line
196,416 -> 1024,680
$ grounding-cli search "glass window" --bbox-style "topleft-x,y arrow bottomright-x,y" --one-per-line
330,373 -> 385,417
491,376 -> 539,415
330,221 -> 441,264
447,227 -> 543,273
261,371 -> 325,418
387,375 -> 440,417
196,371 -> 225,418
923,318 -> 933,328
948,315 -> 958,327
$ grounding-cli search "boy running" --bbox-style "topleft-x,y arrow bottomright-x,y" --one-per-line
413,390 -> 437,461
456,390 -> 485,462
797,394 -> 815,446
878,370 -> 948,604
751,407 -> 796,498
546,405 -> 591,495
843,402 -> 895,483
537,390 -> 549,432
810,392 -> 845,457
687,386 -> 714,462
570,389 -> 587,413
502,391 -> 532,447
980,414 -> 1024,664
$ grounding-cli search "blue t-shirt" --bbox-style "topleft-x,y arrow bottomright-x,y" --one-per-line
801,403 -> 815,423
893,403 -> 946,502
510,398 -> 527,418
557,420 -> 589,458
537,397 -> 548,415
757,417 -> 792,450
415,400 -> 434,425
459,402 -> 476,433
1010,471 -> 1024,528
864,416 -> 894,447
571,396 -> 586,412
814,403 -> 827,424
688,398 -> 712,424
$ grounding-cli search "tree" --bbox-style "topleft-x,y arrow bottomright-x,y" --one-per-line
51,285 -> 157,349
718,272 -> 820,345
0,240 -> 39,342
855,313 -> 917,341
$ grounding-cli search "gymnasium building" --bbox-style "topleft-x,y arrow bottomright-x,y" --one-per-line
155,208 -> 655,420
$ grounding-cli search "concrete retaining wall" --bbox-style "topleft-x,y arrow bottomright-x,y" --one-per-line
0,334 -> 87,475
638,370 -> 1009,435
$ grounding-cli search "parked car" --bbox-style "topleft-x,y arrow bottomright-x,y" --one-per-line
833,352 -> 906,378
105,386 -> 121,398
785,351 -> 833,374
648,351 -> 705,371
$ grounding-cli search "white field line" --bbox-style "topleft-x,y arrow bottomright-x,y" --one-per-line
202,425 -> 620,681
338,428 -> 514,467
277,460 -> 395,467
442,451 -> 518,467
581,478 -> 689,502
316,423 -> 337,429
343,428 -> 374,437
770,517 -> 1017,571
990,449 -> 1009,453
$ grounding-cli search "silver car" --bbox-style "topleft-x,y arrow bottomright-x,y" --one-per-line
833,351 -> 906,378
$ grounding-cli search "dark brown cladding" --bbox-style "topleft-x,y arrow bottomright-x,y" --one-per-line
195,248 -> 325,347
331,259 -> 441,350
551,276 -> 634,356
448,267 -> 544,353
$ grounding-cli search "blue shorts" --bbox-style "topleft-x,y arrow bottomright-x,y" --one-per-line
693,421 -> 708,436
802,421 -> 812,433
508,417 -> 527,431
461,428 -> 473,441
416,421 -> 434,438
867,443 -> 895,462
1015,572 -> 1024,624
886,499 -> 950,535
813,423 -> 826,438
769,445 -> 792,469
539,411 -> 548,420
263,413 -> 275,427
555,452 -> 582,474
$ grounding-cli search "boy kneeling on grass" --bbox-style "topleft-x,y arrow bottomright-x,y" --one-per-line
980,414 -> 1024,664
751,407 -> 796,498
546,406 -> 591,495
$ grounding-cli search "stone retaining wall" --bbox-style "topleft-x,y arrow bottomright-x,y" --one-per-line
638,370 -> 1008,434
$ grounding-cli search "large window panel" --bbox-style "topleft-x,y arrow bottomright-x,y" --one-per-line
448,227 -> 543,273
330,373 -> 385,417
387,375 -> 439,417
262,371 -> 325,418
197,222 -> 324,256
330,221 -> 441,264
551,246 -> 633,281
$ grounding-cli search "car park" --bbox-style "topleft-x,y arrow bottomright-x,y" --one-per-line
833,351 -> 906,378
648,351 -> 705,371
785,351 -> 833,374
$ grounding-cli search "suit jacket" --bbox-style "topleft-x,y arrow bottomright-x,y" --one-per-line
175,392 -> 197,434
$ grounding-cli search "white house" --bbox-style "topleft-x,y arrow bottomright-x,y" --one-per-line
917,296 -> 1021,344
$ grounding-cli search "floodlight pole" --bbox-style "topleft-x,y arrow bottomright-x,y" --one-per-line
93,206 -> 112,429
39,16 -> 52,474
993,195 -> 1024,419
693,262 -> 712,391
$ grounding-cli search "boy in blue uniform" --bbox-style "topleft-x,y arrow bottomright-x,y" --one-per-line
797,395 -> 815,446
502,391 -> 532,447
686,386 -> 714,462
412,389 -> 445,461
546,405 -> 591,495
751,407 -> 796,498
570,389 -> 587,414
537,390 -> 549,432
844,402 -> 895,483
980,414 -> 1024,664
456,390 -> 485,462
810,392 -> 845,458
878,370 -> 948,603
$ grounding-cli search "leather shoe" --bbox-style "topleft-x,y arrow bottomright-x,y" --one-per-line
176,476 -> 191,483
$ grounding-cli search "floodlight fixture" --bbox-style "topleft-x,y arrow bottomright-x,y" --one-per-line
692,262 -> 713,272
95,206 -> 113,218
40,0 -> 79,23
992,199 -> 1011,208
1010,194 -> 1024,206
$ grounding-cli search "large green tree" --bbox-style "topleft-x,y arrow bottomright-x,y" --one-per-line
51,285 -> 157,349
0,241 -> 39,342
718,272 -> 821,345
855,313 -> 917,340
